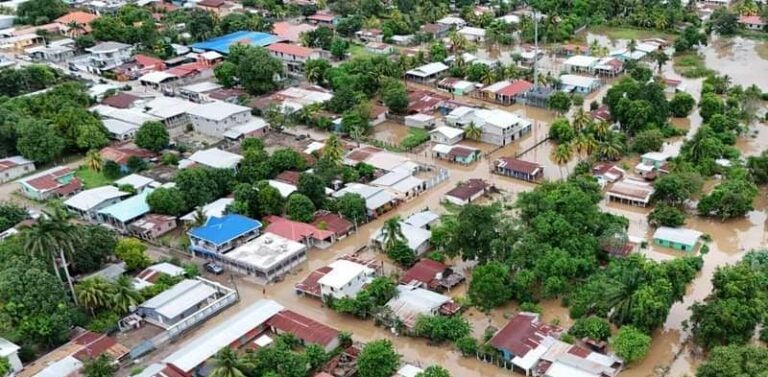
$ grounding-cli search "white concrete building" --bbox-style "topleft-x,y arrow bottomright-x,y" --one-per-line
445,107 -> 532,146
458,26 -> 486,42
437,16 -> 467,28
405,62 -> 450,83
142,97 -> 200,131
103,119 -> 138,141
223,232 -> 308,283
318,259 -> 375,299
429,126 -> 464,145
405,113 -> 436,129
0,155 -> 34,183
180,197 -> 234,223
85,41 -> 133,73
186,101 -> 253,137
114,173 -> 158,193
180,148 -> 243,170
0,338 -> 22,375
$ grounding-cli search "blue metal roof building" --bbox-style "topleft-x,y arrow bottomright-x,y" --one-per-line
190,31 -> 281,54
98,189 -> 154,231
188,214 -> 262,255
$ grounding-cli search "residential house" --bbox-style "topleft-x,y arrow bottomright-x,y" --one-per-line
19,329 -> 129,377
739,15 -> 766,31
222,118 -> 268,140
663,78 -> 686,94
653,227 -> 702,252
307,11 -> 339,27
444,178 -> 490,205
180,197 -> 234,224
458,26 -> 486,42
606,178 -> 654,207
559,74 -> 601,94
404,114 -> 437,130
590,105 -> 612,123
476,80 -> 533,105
429,126 -> 464,145
382,285 -> 460,331
493,157 -> 543,181
222,232 -> 308,282
186,101 -> 253,137
254,86 -> 333,113
180,148 -> 243,170
595,57 -> 624,76
401,259 -> 465,292
114,173 -> 157,193
178,81 -> 222,103
24,39 -> 75,62
138,71 -> 179,89
312,212 -> 354,239
267,42 -> 322,73
526,86 -> 554,108
55,11 -> 99,37
407,89 -> 450,114
563,55 -> 600,74
97,189 -> 154,232
136,278 -> 224,329
263,215 -> 337,249
266,310 -> 341,352
431,144 -> 481,165
103,119 -> 138,141
446,107 -> 533,146
317,259 -> 375,299
114,54 -> 167,80
635,152 -> 671,177
592,163 -> 625,185
84,41 -> 134,73
370,169 -> 426,201
332,183 -> 396,218
142,96 -> 198,131
370,104 -> 388,126
365,42 -> 394,55
100,145 -> 155,173
391,34 -> 414,45
371,221 -> 431,255
196,0 -> 230,15
0,156 -> 34,183
355,29 -> 383,43
420,23 -> 451,38
436,16 -> 467,28
405,62 -> 450,83
267,179 -> 298,198
437,77 -> 477,96
188,214 -> 262,255
0,338 -> 22,375
133,262 -> 186,290
272,21 -> 316,43
65,186 -> 130,221
163,300 -> 285,374
17,166 -> 81,200
403,210 -> 440,230
131,214 -> 177,239
92,104 -> 162,127
82,262 -> 126,282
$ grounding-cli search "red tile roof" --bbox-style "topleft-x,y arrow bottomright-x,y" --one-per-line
266,310 -> 339,348
489,313 -> 561,357
295,266 -> 332,296
100,146 -> 155,165
739,15 -> 767,25
24,167 -> 73,191
312,212 -> 353,236
590,105 -> 611,122
495,157 -> 542,175
101,92 -> 140,109
275,170 -> 301,186
197,0 -> 226,7
55,11 -> 99,26
264,215 -> 335,242
401,259 -> 447,286
308,12 -> 337,22
272,22 -> 317,42
158,364 -> 191,377
267,42 -> 316,58
51,178 -> 82,196
445,178 -> 489,200
497,80 -> 534,97
71,332 -> 129,362
135,54 -> 166,69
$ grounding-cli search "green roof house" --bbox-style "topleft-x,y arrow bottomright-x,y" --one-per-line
652,226 -> 702,252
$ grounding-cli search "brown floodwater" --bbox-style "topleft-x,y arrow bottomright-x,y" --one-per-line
703,36 -> 768,91
372,121 -> 412,144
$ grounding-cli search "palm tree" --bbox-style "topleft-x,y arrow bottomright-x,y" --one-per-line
85,149 -> 102,172
380,216 -> 405,251
628,39 -> 637,53
652,50 -> 669,72
110,275 -> 142,314
449,30 -> 468,54
322,134 -> 344,166
190,207 -> 208,228
571,108 -> 592,133
464,122 -> 483,141
551,143 -> 573,179
305,64 -> 325,85
210,348 -> 247,377
593,121 -> 611,140
573,133 -> 598,160
598,138 -> 623,161
20,206 -> 81,304
481,68 -> 495,86
76,277 -> 113,315
66,20 -> 86,37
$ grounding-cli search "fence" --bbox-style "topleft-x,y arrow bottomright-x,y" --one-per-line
425,167 -> 450,189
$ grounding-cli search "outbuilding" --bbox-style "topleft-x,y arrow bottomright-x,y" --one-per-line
653,227 -> 702,252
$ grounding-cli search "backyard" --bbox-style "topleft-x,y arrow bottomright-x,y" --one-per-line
75,166 -> 116,189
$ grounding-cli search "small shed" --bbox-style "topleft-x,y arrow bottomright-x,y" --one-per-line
653,227 -> 702,252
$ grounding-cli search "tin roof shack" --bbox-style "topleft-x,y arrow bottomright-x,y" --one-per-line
266,310 -> 341,352
17,166 -> 81,201
493,157 -> 543,182
380,285 -> 460,331
0,156 -> 34,183
444,178 -> 490,206
652,227 -> 702,252
400,259 -> 465,292
606,179 -> 654,207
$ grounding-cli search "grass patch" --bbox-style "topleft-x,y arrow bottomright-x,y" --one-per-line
76,166 -> 115,189
368,127 -> 430,152
588,26 -> 676,41
673,52 -> 715,78
348,44 -> 373,59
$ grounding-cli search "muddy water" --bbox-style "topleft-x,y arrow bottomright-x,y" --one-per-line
702,36 -> 768,91
372,121 -> 412,144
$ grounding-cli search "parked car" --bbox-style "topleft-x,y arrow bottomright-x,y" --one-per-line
204,262 -> 224,275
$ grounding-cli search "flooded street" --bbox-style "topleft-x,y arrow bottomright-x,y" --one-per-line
702,36 -> 768,91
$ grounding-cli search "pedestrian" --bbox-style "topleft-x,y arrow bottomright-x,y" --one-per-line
262,287 -> 266,296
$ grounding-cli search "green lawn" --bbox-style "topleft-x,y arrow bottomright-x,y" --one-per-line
673,52 -> 715,78
348,44 -> 373,59
588,26 -> 676,41
76,167 -> 115,189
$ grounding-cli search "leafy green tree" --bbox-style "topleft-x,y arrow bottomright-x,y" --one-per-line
175,167 -> 233,208
82,354 -> 116,377
381,79 -> 408,115
135,121 -> 170,152
569,316 -> 612,341
455,335 -> 478,356
333,193 -> 367,223
430,42 -> 447,62
611,326 -> 651,363
697,345 -> 768,377
548,91 -> 572,114
386,240 -> 415,268
72,225 -> 118,275
444,204 -> 500,262
114,238 -> 150,271
304,58 -> 332,86
416,366 -> 451,377
709,7 -> 739,35
413,315 -> 471,343
548,118 -> 575,143
669,92 -> 696,117
285,193 -> 315,222
147,187 -> 188,216
648,203 -> 686,227
214,61 -> 238,88
16,120 -> 64,163
697,178 -> 758,219
16,0 -> 67,25
746,150 -> 768,184
0,202 -> 27,232
652,172 -> 704,205
365,276 -> 397,306
297,173 -> 327,208
631,129 -> 664,153
76,277 -> 114,315
357,340 -> 400,377
103,160 -> 121,179
330,38 -> 349,60
228,45 -> 283,95
468,261 -> 511,312
699,93 -> 725,122
0,356 -> 10,377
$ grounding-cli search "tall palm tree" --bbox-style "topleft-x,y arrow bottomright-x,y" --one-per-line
85,149 -> 103,172
628,39 -> 637,53
551,143 -> 573,179
111,275 -> 142,314
572,108 -> 593,133
76,277 -> 113,315
190,207 -> 208,228
464,122 -> 483,141
598,138 -> 623,161
380,216 -> 405,251
652,50 -> 669,72
593,121 -> 611,140
210,348 -> 247,377
20,206 -> 81,304
449,30 -> 468,54
322,134 -> 344,166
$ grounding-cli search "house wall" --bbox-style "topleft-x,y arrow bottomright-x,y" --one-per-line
320,271 -> 370,299
148,218 -> 177,238
495,167 -> 541,181
189,230 -> 260,256
653,238 -> 695,251
444,194 -> 469,206
0,163 -> 34,183
90,47 -> 133,70
70,197 -> 125,222
430,133 -> 462,145
189,110 -> 251,137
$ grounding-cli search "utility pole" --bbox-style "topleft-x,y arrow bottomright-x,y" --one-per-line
533,8 -> 539,89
